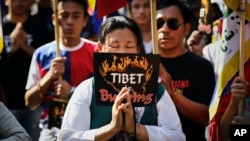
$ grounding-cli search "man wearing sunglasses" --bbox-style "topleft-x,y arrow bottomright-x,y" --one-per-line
157,1 -> 216,141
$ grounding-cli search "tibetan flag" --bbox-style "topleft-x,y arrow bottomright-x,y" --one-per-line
211,17 -> 223,43
96,0 -> 130,19
0,5 -> 3,54
92,0 -> 131,35
208,1 -> 250,140
209,0 -> 250,122
92,7 -> 103,35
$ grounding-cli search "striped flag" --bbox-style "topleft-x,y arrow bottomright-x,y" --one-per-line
96,0 -> 129,19
0,5 -> 3,54
92,0 -> 131,35
209,0 -> 250,122
211,17 -> 223,43
208,0 -> 250,140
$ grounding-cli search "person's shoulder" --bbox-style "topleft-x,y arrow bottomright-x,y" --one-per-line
187,51 -> 214,67
74,77 -> 94,96
0,101 -> 4,108
84,77 -> 94,83
0,102 -> 8,113
188,51 -> 210,62
82,38 -> 97,45
78,77 -> 94,88
35,41 -> 56,54
81,38 -> 98,51
36,41 -> 55,50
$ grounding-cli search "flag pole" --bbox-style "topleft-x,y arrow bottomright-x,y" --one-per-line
238,0 -> 245,116
52,0 -> 62,80
200,0 -> 210,25
52,0 -> 60,58
150,0 -> 158,54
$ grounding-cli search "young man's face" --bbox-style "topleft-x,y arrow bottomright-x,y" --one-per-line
157,5 -> 190,52
129,0 -> 151,25
100,28 -> 139,54
57,1 -> 87,40
5,0 -> 33,16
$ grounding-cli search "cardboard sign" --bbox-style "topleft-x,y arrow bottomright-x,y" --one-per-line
94,53 -> 160,107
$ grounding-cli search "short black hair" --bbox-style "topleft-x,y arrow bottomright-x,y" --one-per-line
57,0 -> 89,17
98,16 -> 143,52
156,0 -> 191,24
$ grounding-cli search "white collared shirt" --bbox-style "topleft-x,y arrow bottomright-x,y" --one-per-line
58,77 -> 186,141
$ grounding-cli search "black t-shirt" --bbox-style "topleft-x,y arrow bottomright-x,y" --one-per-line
161,51 -> 215,141
2,15 -> 54,109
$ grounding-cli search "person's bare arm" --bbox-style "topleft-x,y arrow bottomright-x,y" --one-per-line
135,123 -> 149,141
25,57 -> 67,110
95,124 -> 121,141
25,73 -> 53,110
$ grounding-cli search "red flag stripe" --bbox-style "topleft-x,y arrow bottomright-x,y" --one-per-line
97,0 -> 128,18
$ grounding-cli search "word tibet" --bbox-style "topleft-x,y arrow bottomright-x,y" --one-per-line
110,73 -> 144,84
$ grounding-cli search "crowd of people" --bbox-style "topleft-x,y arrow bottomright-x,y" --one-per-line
0,0 -> 249,141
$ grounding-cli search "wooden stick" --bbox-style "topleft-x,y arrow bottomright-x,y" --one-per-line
238,0 -> 245,116
52,0 -> 62,80
52,0 -> 60,58
150,0 -> 158,54
201,0 -> 210,25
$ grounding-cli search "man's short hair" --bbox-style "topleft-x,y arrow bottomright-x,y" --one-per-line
57,0 -> 89,17
156,0 -> 191,24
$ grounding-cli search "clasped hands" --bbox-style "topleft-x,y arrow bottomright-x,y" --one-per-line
111,87 -> 135,135
10,22 -> 29,53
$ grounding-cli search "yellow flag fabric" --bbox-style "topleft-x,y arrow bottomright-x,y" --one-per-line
208,6 -> 250,121
0,7 -> 3,54
211,17 -> 223,43
224,0 -> 250,21
88,0 -> 96,10
88,0 -> 96,15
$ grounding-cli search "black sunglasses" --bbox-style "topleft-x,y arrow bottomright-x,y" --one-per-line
157,18 -> 183,30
